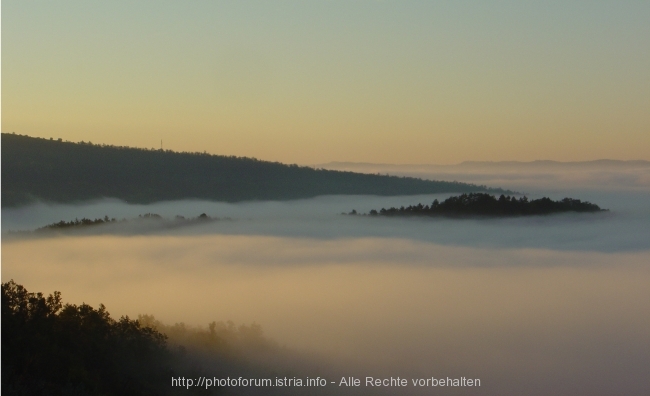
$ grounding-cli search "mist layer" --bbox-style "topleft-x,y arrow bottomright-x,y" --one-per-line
3,235 -> 649,395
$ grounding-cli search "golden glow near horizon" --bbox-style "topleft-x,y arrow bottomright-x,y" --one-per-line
3,1 -> 650,164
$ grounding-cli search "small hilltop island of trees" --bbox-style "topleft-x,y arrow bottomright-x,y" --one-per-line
35,213 -> 214,232
350,193 -> 606,218
4,213 -> 223,238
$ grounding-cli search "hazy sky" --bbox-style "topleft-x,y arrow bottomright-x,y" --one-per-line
3,1 -> 649,164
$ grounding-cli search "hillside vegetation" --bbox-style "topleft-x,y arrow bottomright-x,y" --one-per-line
2,280 -> 179,395
2,133 -> 506,208
2,280 -> 293,395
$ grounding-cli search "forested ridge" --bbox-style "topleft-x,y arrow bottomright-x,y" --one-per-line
2,133 -> 507,208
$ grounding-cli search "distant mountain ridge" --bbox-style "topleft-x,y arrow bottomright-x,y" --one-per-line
320,159 -> 650,169
459,159 -> 649,166
1,133 -> 508,208
317,159 -> 650,192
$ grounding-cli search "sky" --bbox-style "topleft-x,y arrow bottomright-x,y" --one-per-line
2,1 -> 649,164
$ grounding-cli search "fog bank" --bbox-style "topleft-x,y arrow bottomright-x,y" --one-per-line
318,160 -> 650,193
4,189 -> 649,253
3,165 -> 650,395
3,235 -> 650,395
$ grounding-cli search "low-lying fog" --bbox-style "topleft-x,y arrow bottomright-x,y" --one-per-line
3,165 -> 650,395
3,189 -> 649,252
318,160 -> 650,193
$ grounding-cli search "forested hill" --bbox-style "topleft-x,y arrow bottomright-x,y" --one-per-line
359,193 -> 605,218
2,133 -> 507,208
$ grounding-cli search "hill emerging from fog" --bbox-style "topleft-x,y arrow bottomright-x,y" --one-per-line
1,134 -> 509,208
354,193 -> 605,218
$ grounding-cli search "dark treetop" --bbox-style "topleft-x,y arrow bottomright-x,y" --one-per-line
2,280 -> 277,396
2,280 -> 178,395
2,133 -> 509,208
357,193 -> 605,218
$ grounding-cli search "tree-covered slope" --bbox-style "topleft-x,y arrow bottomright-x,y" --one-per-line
2,280 -> 282,395
2,280 -> 177,395
2,133 -> 506,207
